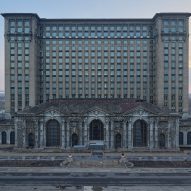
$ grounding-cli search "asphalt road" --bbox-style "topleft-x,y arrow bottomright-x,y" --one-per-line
0,172 -> 191,186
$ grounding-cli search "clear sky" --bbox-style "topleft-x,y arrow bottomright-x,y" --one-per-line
0,0 -> 191,92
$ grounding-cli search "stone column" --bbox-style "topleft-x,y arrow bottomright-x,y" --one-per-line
81,121 -> 84,145
16,120 -> 24,148
64,121 -> 67,148
128,120 -> 133,149
66,121 -> 70,149
155,122 -> 159,149
39,120 -> 44,148
184,131 -> 187,145
105,121 -> 109,149
34,120 -> 38,148
61,120 -> 65,148
149,120 -> 154,149
123,121 -> 126,148
84,120 -> 88,146
43,121 -> 46,147
7,130 -> 10,144
110,121 -> 114,149
14,119 -> 18,147
175,119 -> 179,149
108,121 -> 111,149
22,120 -> 26,148
167,121 -> 171,149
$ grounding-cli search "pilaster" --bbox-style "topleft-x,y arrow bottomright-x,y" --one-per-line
128,119 -> 133,149
149,120 -> 154,149
61,120 -> 65,148
34,120 -> 38,148
39,120 -> 44,148
110,120 -> 114,149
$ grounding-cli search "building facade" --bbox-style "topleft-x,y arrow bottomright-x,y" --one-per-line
1,13 -> 191,150
2,13 -> 190,114
14,99 -> 180,150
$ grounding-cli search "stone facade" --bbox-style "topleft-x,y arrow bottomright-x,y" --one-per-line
12,99 -> 180,150
0,120 -> 15,145
179,118 -> 191,148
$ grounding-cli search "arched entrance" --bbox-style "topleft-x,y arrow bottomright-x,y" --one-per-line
115,133 -> 122,149
46,119 -> 60,147
159,133 -> 165,148
133,120 -> 147,147
10,131 -> 15,145
187,132 -> 191,145
179,132 -> 183,145
2,131 -> 7,144
72,133 -> 78,146
89,119 -> 104,140
28,133 -> 34,147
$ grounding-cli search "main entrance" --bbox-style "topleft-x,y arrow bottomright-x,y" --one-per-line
133,119 -> 147,147
115,133 -> 122,148
89,119 -> 104,140
46,119 -> 60,147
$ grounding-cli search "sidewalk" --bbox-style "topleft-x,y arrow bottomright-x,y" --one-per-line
0,150 -> 190,161
0,166 -> 191,174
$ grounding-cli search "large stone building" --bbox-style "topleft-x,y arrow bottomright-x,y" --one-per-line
0,13 -> 191,150
15,99 -> 180,150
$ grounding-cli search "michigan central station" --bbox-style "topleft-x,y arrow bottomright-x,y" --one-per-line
0,12 -> 191,151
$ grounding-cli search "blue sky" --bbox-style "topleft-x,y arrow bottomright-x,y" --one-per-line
0,0 -> 191,92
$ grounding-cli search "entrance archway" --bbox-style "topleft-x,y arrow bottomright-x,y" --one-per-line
10,131 -> 15,144
179,132 -> 183,145
72,133 -> 78,146
46,119 -> 60,147
115,133 -> 122,148
89,119 -> 104,140
28,133 -> 34,147
159,133 -> 165,148
133,120 -> 147,147
2,131 -> 6,144
187,132 -> 191,145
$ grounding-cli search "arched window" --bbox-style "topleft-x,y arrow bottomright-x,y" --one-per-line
179,132 -> 184,145
46,120 -> 60,147
10,131 -> 15,144
115,133 -> 122,149
159,133 -> 166,148
2,131 -> 7,144
89,120 -> 104,140
133,120 -> 147,147
187,132 -> 191,145
72,133 -> 78,146
28,133 -> 35,147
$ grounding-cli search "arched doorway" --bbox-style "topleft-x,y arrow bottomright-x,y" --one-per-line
72,133 -> 78,146
2,131 -> 7,144
133,120 -> 147,147
46,119 -> 60,147
187,132 -> 191,145
10,131 -> 15,144
115,133 -> 122,149
89,119 -> 104,140
179,132 -> 183,145
28,133 -> 34,147
159,133 -> 165,148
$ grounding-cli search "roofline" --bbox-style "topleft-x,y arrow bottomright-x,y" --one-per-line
1,13 -> 40,19
40,18 -> 152,23
153,12 -> 191,20
1,12 -> 191,22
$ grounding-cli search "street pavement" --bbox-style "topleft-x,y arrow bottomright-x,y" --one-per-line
0,150 -> 190,161
1,185 -> 191,191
